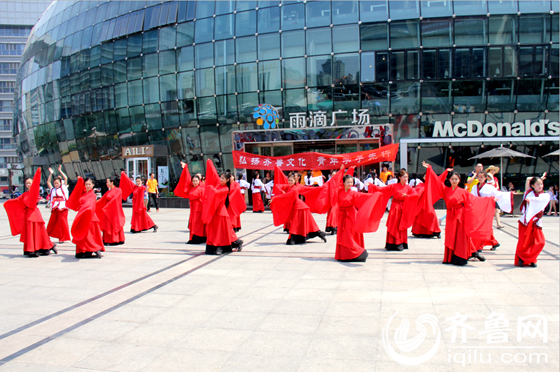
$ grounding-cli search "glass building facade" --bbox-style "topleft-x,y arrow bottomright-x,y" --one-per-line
13,1 -> 559,189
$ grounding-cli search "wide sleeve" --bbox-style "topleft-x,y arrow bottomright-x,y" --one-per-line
71,193 -> 95,241
399,185 -> 421,230
103,188 -> 126,234
228,181 -> 247,216
299,185 -> 328,214
23,168 -> 42,209
95,192 -> 109,220
66,177 -> 85,211
353,191 -> 386,233
270,189 -> 297,226
463,191 -> 495,242
201,185 -> 228,224
205,159 -> 220,188
525,193 -> 551,222
174,165 -> 191,198
119,171 -> 135,201
367,183 -> 394,211
3,196 -> 25,236
132,186 -> 145,213
423,165 -> 445,207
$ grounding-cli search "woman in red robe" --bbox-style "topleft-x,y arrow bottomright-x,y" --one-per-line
369,169 -> 419,251
119,174 -> 158,233
201,160 -> 244,255
515,175 -> 550,267
175,163 -> 207,244
227,175 -> 246,232
325,170 -> 339,235
96,177 -> 126,246
4,169 -> 57,257
422,162 -> 494,265
46,165 -> 71,243
66,177 -> 104,258
270,172 -> 327,245
411,181 -> 442,239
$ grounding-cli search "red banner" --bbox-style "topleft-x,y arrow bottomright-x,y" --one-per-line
233,143 -> 398,170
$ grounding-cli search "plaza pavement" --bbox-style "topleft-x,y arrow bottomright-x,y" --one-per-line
0,203 -> 558,372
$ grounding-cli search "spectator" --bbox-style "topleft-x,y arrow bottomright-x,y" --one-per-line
379,165 -> 393,183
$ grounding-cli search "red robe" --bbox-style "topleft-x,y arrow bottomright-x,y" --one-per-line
66,178 -> 104,255
4,168 -> 54,255
424,166 -> 495,265
411,182 -> 442,239
369,182 -> 419,251
227,180 -> 246,232
201,160 -> 242,254
174,166 -> 207,243
119,174 -> 156,232
96,187 -> 126,245
270,184 -> 324,245
515,190 -> 549,266
46,186 -> 71,242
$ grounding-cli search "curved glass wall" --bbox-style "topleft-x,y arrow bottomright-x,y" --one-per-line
13,1 -> 559,185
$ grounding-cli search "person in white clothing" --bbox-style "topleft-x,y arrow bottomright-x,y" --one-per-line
409,173 -> 423,187
251,173 -> 265,212
45,165 -> 71,243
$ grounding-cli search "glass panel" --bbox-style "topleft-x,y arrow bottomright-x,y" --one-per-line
535,46 -> 547,76
216,1 -> 235,15
407,50 -> 419,80
389,0 -> 419,20
215,65 -> 236,95
283,58 -> 306,88
422,50 -> 437,79
145,103 -> 162,130
258,60 -> 281,90
333,24 -> 359,53
237,1 -> 257,12
390,20 -> 419,49
420,1 -> 452,18
143,30 -> 158,54
518,1 -> 550,13
472,48 -> 486,78
360,24 -> 388,51
454,18 -> 485,46
504,47 -> 516,77
200,126 -> 220,153
159,26 -> 176,51
421,81 -> 451,114
488,0 -> 517,14
215,14 -> 234,40
361,52 -> 376,82
177,46 -> 194,71
332,1 -> 358,24
551,45 -> 559,77
454,1 -> 487,15
283,89 -> 306,116
195,1 -> 215,19
237,92 -> 258,122
547,80 -> 559,110
516,79 -> 547,111
177,22 -> 194,47
142,53 -> 158,77
143,77 -> 160,104
236,10 -> 257,37
489,47 -> 502,77
361,83 -> 389,115
487,79 -> 515,112
236,63 -> 258,93
489,15 -> 516,45
258,33 -> 280,60
115,82 -> 128,108
159,50 -> 176,75
128,80 -> 143,106
128,34 -> 142,58
306,1 -> 331,28
519,15 -> 546,44
281,3 -> 304,31
215,39 -> 235,66
391,82 -> 419,115
391,51 -> 405,81
360,1 -> 388,23
307,56 -> 332,87
519,46 -> 533,77
453,80 -> 485,112
421,19 -> 452,47
376,52 -> 389,82
553,16 -> 559,43
258,7 -> 280,34
438,49 -> 451,79
195,18 -> 213,43
195,69 -> 215,97
306,27 -> 332,56
195,43 -> 214,69
160,74 -> 177,102
114,60 -> 127,83
236,36 -> 257,63
454,48 -> 471,79
197,97 -> 217,122
177,71 -> 195,99
282,30 -> 305,58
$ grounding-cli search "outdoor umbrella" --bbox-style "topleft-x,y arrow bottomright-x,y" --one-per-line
469,146 -> 535,189
543,149 -> 560,157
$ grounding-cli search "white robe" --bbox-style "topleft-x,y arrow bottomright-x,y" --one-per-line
519,190 -> 550,228
470,182 -> 514,214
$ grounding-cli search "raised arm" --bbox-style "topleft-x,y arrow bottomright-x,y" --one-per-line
58,164 -> 68,185
525,172 -> 547,193
47,167 -> 54,189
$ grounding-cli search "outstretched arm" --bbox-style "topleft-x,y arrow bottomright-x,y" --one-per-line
58,164 -> 68,185
47,167 -> 54,189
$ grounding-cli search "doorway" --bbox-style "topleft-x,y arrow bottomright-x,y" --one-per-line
126,157 -> 151,180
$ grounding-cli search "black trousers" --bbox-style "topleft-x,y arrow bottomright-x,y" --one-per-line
147,192 -> 158,210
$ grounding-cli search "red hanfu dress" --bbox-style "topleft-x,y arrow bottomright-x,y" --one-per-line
201,160 -> 243,255
369,182 -> 419,251
270,183 -> 327,245
66,177 -> 104,258
411,182 -> 442,239
96,186 -> 126,245
423,166 -> 495,265
174,166 -> 207,244
515,190 -> 550,267
46,184 -> 71,242
119,174 -> 156,233
4,168 -> 56,256
251,178 -> 265,212
227,180 -> 246,232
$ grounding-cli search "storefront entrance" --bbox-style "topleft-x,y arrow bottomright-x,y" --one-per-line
126,157 -> 151,180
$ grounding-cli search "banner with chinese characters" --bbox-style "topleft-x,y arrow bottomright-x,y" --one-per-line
233,143 -> 399,170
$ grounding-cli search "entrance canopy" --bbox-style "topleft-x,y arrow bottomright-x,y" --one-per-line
233,143 -> 398,170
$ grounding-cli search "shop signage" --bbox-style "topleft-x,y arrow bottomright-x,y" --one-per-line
122,145 -> 154,158
289,109 -> 372,128
233,143 -> 398,170
433,120 -> 560,138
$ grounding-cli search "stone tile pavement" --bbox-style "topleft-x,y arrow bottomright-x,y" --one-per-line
0,203 -> 558,371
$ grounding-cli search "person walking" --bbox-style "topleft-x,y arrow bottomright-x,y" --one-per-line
146,172 -> 159,212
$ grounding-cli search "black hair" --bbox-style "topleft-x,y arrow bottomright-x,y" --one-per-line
343,174 -> 354,185
307,171 -> 312,178
107,176 -> 119,187
135,176 -> 142,181
444,171 -> 465,189
237,173 -> 243,180
529,177 -> 543,193
84,177 -> 95,185
396,169 -> 408,182
254,172 -> 260,179
221,171 -> 232,208
411,172 -> 418,180
53,175 -> 63,185
192,175 -> 200,181
150,172 -> 155,176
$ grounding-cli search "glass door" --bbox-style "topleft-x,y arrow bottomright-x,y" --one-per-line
126,157 -> 151,180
